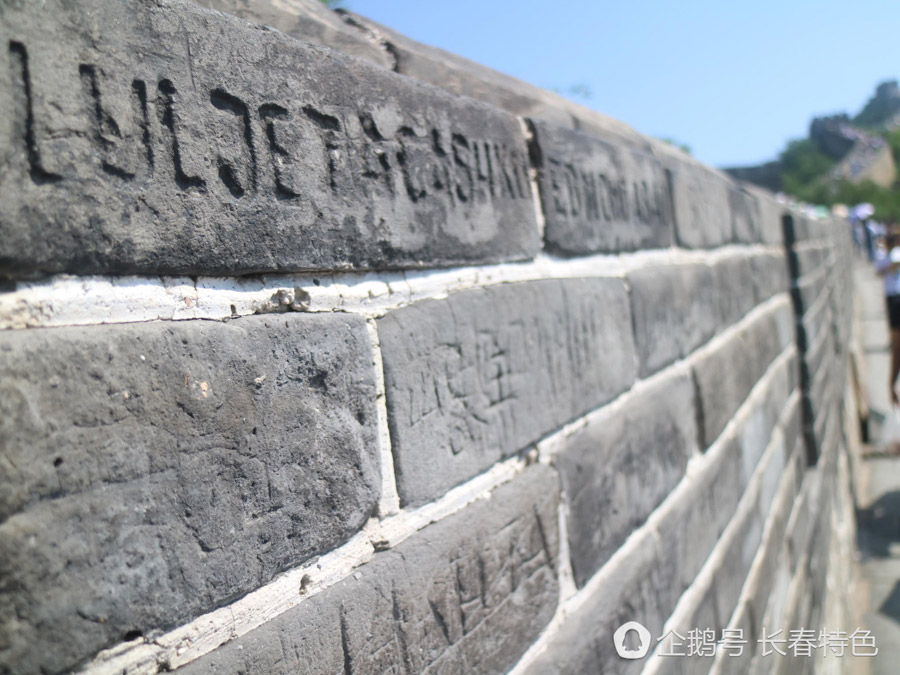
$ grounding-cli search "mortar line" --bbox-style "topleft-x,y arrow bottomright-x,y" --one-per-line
365,318 -> 400,518
509,343 -> 798,674
2,243 -> 782,330
82,453 -> 531,674
641,416 -> 799,674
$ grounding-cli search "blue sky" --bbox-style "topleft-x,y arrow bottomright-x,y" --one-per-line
350,0 -> 898,168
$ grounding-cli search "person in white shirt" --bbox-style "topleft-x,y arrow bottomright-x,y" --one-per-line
875,233 -> 900,405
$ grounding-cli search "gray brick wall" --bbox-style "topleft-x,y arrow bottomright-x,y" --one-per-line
0,1 -> 861,673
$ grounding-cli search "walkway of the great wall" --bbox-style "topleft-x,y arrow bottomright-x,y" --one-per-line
854,260 -> 900,675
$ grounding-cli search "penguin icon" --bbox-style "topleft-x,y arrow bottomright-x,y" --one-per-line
613,621 -> 652,659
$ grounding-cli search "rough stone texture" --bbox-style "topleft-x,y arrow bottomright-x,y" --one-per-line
181,465 -> 560,675
729,185 -> 761,244
528,119 -> 675,255
555,369 -> 697,586
523,531 -> 677,675
0,314 -> 379,674
714,255 -> 757,328
713,492 -> 764,629
745,445 -> 803,642
378,278 -> 635,506
741,183 -> 785,246
750,252 -> 789,304
735,357 -> 794,486
670,160 -> 733,248
193,0 -> 394,69
339,10 -> 654,150
692,306 -> 789,448
655,439 -> 742,594
0,0 -> 538,279
628,263 -> 718,377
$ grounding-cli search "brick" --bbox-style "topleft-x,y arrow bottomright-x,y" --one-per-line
378,278 -> 635,505
523,531 -> 677,675
792,243 -> 830,278
730,185 -> 761,244
0,315 -> 379,674
740,183 -> 784,246
654,439 -> 743,596
736,356 -> 793,483
555,369 -> 697,586
181,465 -> 560,675
714,255 -> 757,328
795,268 -> 830,314
670,160 -> 732,248
0,0 -> 538,278
529,119 -> 675,255
193,0 -> 395,69
746,448 -> 802,639
713,501 -> 763,630
692,307 -> 786,448
750,252 -> 788,304
785,470 -> 819,573
339,11 -> 653,148
628,263 -> 718,376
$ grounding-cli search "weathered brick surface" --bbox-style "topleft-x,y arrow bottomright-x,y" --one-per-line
0,0 -> 538,278
750,252 -> 789,304
714,255 -> 758,328
523,531 -> 677,675
745,444 -> 803,641
655,439 -> 742,592
740,182 -> 784,245
529,119 -> 675,255
692,304 -> 790,448
339,10 -> 654,148
628,263 -> 718,376
378,278 -> 635,505
730,185 -> 761,244
670,161 -> 732,248
194,0 -> 395,69
0,315 -> 379,674
555,369 -> 697,586
181,465 -> 560,675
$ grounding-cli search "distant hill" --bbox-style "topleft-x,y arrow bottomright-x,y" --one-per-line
725,80 -> 900,221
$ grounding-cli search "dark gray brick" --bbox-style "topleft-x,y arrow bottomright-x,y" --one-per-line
692,306 -> 788,448
193,0 -> 395,69
0,0 -> 538,278
628,263 -> 718,377
181,465 -> 560,675
529,119 -> 675,255
523,531 -> 676,675
0,315 -> 379,674
378,278 -> 635,506
670,161 -> 732,248
556,369 -> 697,586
